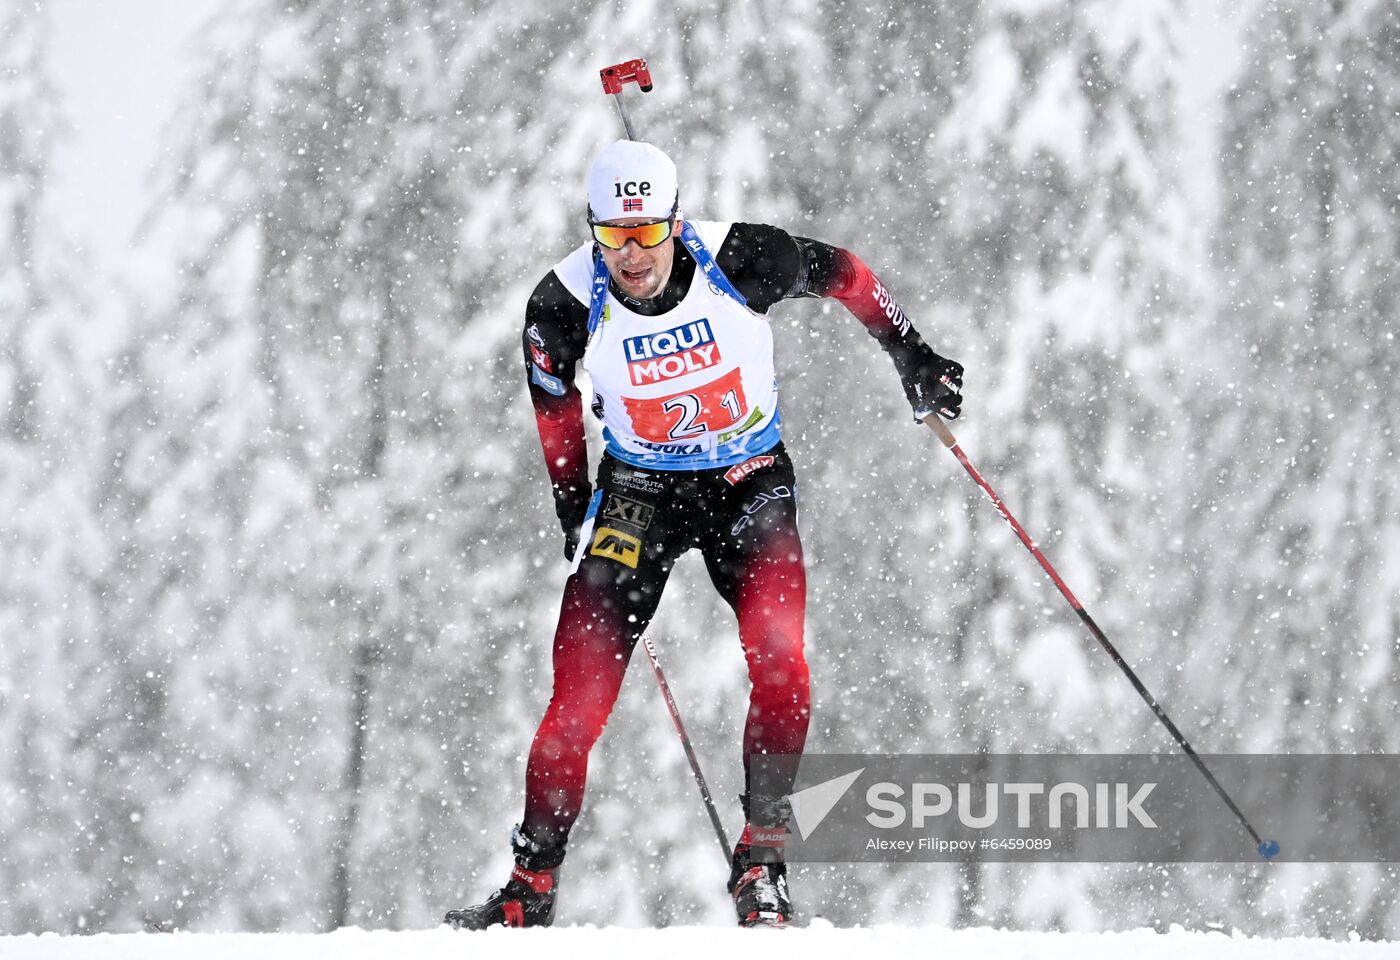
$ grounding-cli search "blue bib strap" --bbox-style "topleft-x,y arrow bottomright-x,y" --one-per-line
680,221 -> 748,307
586,248 -> 611,338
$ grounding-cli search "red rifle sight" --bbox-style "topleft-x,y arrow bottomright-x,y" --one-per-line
600,58 -> 653,95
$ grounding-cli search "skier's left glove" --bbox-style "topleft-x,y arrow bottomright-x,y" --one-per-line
899,348 -> 964,421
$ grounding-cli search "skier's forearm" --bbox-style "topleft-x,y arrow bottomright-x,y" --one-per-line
810,245 -> 964,420
814,246 -> 939,376
531,389 -> 590,519
818,248 -> 918,344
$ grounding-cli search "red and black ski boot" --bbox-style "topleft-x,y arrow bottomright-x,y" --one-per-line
727,809 -> 793,927
444,826 -> 561,930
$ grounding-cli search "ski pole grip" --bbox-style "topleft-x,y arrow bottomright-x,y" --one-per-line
922,413 -> 957,449
600,59 -> 653,95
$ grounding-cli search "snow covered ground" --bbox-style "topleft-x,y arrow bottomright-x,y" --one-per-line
1,926 -> 1393,959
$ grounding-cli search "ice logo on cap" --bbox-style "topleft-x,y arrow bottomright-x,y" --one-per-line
613,179 -> 652,198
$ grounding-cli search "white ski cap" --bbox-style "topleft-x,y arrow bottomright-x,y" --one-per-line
587,140 -> 679,223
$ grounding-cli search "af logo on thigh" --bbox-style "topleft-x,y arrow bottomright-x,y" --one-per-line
590,526 -> 642,568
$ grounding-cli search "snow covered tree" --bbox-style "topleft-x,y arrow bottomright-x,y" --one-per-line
1200,0 -> 1400,936
94,0 -> 503,931
1213,0 -> 1398,753
925,0 -> 1196,744
824,0 -> 1203,930
0,0 -> 105,934
753,0 -> 1201,774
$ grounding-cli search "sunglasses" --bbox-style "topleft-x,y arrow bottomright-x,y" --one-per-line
591,218 -> 675,250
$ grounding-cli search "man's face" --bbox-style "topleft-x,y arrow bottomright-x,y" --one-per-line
595,218 -> 678,300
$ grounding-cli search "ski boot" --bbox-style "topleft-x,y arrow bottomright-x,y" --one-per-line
444,825 -> 562,930
728,795 -> 794,927
730,857 -> 792,927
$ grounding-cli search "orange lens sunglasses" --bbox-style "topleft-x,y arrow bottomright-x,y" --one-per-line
591,219 -> 675,250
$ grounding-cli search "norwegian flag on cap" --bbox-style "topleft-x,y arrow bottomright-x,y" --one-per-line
622,198 -> 644,213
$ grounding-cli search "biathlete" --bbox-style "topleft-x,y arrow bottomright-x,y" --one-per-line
446,139 -> 964,929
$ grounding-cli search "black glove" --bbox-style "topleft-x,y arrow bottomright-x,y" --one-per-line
556,486 -> 592,562
564,522 -> 583,563
899,349 -> 964,421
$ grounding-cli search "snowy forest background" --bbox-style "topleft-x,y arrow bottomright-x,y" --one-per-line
2,0 -> 1397,940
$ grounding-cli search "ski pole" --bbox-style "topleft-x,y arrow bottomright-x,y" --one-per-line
599,58 -> 653,142
641,634 -> 732,862
923,414 -> 1280,861
596,57 -> 732,864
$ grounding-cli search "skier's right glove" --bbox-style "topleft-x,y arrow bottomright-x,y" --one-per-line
555,485 -> 592,562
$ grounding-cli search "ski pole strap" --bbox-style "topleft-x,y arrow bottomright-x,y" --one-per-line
586,222 -> 748,339
680,220 -> 748,307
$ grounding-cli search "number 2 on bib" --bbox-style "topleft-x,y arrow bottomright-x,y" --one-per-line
623,368 -> 748,443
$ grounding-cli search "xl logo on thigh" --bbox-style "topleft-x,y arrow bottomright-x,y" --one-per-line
603,493 -> 654,530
